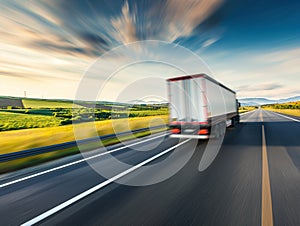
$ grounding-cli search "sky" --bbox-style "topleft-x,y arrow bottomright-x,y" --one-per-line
0,0 -> 300,101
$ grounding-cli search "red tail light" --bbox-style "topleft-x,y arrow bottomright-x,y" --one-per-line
171,128 -> 181,134
198,129 -> 209,135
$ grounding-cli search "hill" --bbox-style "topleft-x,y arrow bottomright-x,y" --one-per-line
239,96 -> 300,106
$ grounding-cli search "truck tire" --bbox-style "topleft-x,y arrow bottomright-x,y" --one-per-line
220,121 -> 226,137
211,124 -> 218,139
213,122 -> 225,139
231,117 -> 236,127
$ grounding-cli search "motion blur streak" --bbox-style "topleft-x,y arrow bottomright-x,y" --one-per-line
0,0 -> 223,99
1,0 -> 299,100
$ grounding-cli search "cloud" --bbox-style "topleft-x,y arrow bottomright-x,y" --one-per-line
0,0 -> 223,59
256,48 -> 300,76
234,81 -> 286,98
0,0 -> 297,102
108,0 -> 223,46
0,1 -> 114,59
202,37 -> 219,48
236,87 -> 300,99
261,48 -> 300,63
140,0 -> 223,43
111,1 -> 138,44
164,0 -> 223,41
236,83 -> 284,92
209,48 -> 300,99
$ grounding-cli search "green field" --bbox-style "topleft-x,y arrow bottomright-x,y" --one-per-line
0,96 -> 169,173
0,107 -> 168,131
22,99 -> 82,108
0,112 -> 62,131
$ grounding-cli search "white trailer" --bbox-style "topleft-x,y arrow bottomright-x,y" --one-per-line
167,74 -> 240,139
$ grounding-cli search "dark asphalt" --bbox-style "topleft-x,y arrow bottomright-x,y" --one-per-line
0,110 -> 299,226
263,111 -> 300,226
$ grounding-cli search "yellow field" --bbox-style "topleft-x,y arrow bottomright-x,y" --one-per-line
22,99 -> 82,108
0,115 -> 168,155
239,106 -> 257,113
263,108 -> 300,117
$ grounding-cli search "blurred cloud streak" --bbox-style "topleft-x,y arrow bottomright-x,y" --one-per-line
111,1 -> 138,44
0,0 -> 298,99
164,0 -> 223,41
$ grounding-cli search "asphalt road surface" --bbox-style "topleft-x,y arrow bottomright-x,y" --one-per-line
0,109 -> 299,226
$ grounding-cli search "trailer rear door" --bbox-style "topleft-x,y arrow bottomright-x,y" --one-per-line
168,77 -> 206,123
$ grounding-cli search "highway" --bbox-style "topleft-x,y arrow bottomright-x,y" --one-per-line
0,109 -> 300,226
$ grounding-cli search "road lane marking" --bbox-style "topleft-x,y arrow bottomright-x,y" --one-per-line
260,111 -> 274,226
0,133 -> 167,188
21,138 -> 191,226
267,110 -> 300,123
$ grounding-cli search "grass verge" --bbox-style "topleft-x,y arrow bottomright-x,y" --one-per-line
263,108 -> 300,117
0,127 -> 166,174
0,115 -> 168,155
0,116 -> 168,174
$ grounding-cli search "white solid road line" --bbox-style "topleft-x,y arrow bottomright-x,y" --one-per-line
240,109 -> 257,116
21,138 -> 191,226
0,133 -> 167,188
267,110 -> 300,123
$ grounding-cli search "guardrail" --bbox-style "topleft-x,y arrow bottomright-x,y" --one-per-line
0,125 -> 167,162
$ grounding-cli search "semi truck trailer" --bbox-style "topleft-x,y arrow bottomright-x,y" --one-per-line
167,74 -> 240,139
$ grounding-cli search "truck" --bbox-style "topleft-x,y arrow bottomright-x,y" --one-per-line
167,74 -> 240,139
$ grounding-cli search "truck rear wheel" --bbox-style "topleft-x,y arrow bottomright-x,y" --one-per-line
237,115 -> 240,124
212,122 -> 226,139
220,121 -> 226,137
211,124 -> 219,138
231,117 -> 236,127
